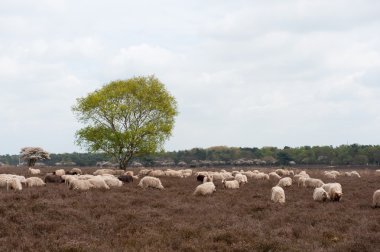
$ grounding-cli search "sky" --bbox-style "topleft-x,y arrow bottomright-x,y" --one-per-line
1,0 -> 380,154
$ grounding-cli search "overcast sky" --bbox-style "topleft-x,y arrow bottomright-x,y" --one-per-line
1,0 -> 380,154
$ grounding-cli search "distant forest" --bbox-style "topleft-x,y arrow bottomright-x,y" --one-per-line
1,144 -> 380,167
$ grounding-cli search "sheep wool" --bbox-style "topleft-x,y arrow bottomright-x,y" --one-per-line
373,189 -> 380,208
25,177 -> 46,187
222,180 -> 239,189
313,187 -> 328,202
322,183 -> 343,201
271,186 -> 285,204
277,177 -> 292,187
193,182 -> 216,196
70,180 -> 93,191
138,176 -> 164,190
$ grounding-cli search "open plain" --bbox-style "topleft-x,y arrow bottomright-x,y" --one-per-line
0,166 -> 379,252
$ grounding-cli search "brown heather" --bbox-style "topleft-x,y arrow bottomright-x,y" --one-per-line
0,166 -> 379,252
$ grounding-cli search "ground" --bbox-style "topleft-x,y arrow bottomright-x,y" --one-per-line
0,166 -> 379,252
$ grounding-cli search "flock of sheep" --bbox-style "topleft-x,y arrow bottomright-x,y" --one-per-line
0,167 -> 379,208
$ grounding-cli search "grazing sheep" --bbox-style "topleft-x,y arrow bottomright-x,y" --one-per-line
203,174 -> 213,183
7,178 -> 23,191
25,177 -> 46,187
277,177 -> 292,187
61,175 -> 79,186
373,189 -> 380,208
103,177 -> 123,187
70,168 -> 82,175
350,171 -> 361,178
324,172 -> 337,179
69,179 -> 93,191
234,173 -> 247,184
304,178 -> 324,188
269,172 -> 281,182
138,176 -> 164,190
222,179 -> 239,189
138,169 -> 153,177
322,183 -> 343,201
28,167 -> 41,175
164,170 -> 184,178
313,187 -> 329,202
44,174 -> 64,183
149,170 -> 165,177
88,177 -> 110,189
252,173 -> 269,180
118,175 -> 133,183
193,182 -> 216,196
54,169 -> 65,176
271,186 -> 285,204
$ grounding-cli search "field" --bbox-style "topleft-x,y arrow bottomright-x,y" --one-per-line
0,166 -> 379,252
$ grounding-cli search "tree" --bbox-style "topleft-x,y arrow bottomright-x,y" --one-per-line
20,147 -> 50,167
72,76 -> 178,169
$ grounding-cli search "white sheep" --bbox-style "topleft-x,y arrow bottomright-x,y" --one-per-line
6,178 -> 22,191
322,183 -> 343,201
29,167 -> 41,175
222,179 -> 239,189
138,176 -> 164,190
69,179 -> 94,191
88,177 -> 110,189
277,177 -> 292,187
103,176 -> 123,187
373,189 -> 380,208
203,174 -> 213,183
313,187 -> 329,202
234,173 -> 247,184
271,186 -> 285,204
193,182 -> 216,196
324,172 -> 337,179
304,178 -> 324,188
252,173 -> 269,180
149,170 -> 165,177
350,171 -> 361,178
164,170 -> 184,178
269,172 -> 281,182
54,169 -> 65,176
25,177 -> 46,187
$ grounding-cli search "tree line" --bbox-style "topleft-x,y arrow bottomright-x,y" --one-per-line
1,144 -> 380,167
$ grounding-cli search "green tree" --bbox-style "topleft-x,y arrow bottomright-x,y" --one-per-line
72,76 -> 178,169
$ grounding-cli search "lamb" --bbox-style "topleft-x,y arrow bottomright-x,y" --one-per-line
69,179 -> 94,191
25,177 -> 46,187
277,177 -> 292,187
118,175 -> 133,183
271,186 -> 285,204
373,189 -> 380,208
193,182 -> 216,196
138,176 -> 164,190
28,167 -> 41,175
54,169 -> 65,176
222,179 -> 239,189
313,187 -> 329,202
322,183 -> 343,201
304,178 -> 324,188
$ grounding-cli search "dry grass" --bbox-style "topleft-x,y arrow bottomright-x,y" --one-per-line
0,166 -> 379,252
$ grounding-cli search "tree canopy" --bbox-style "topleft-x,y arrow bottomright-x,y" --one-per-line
72,76 -> 178,169
20,147 -> 50,167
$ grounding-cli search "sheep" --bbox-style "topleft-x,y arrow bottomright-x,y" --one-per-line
313,187 -> 329,202
275,169 -> 292,176
322,183 -> 343,201
138,169 -> 153,177
149,170 -> 165,177
6,178 -> 23,191
69,168 -> 82,175
69,179 -> 94,191
138,176 -> 164,190
269,172 -> 281,182
203,174 -> 213,183
103,176 -> 123,187
164,170 -> 184,178
118,175 -> 133,183
252,173 -> 269,180
25,177 -> 46,187
303,178 -> 324,188
271,186 -> 285,204
277,177 -> 292,187
324,172 -> 337,179
93,169 -> 124,176
222,179 -> 239,189
373,189 -> 380,208
88,177 -> 110,189
350,171 -> 361,178
234,173 -> 247,184
180,169 -> 192,178
61,175 -> 79,186
54,169 -> 65,176
28,167 -> 41,175
193,182 -> 216,196
44,174 -> 64,183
